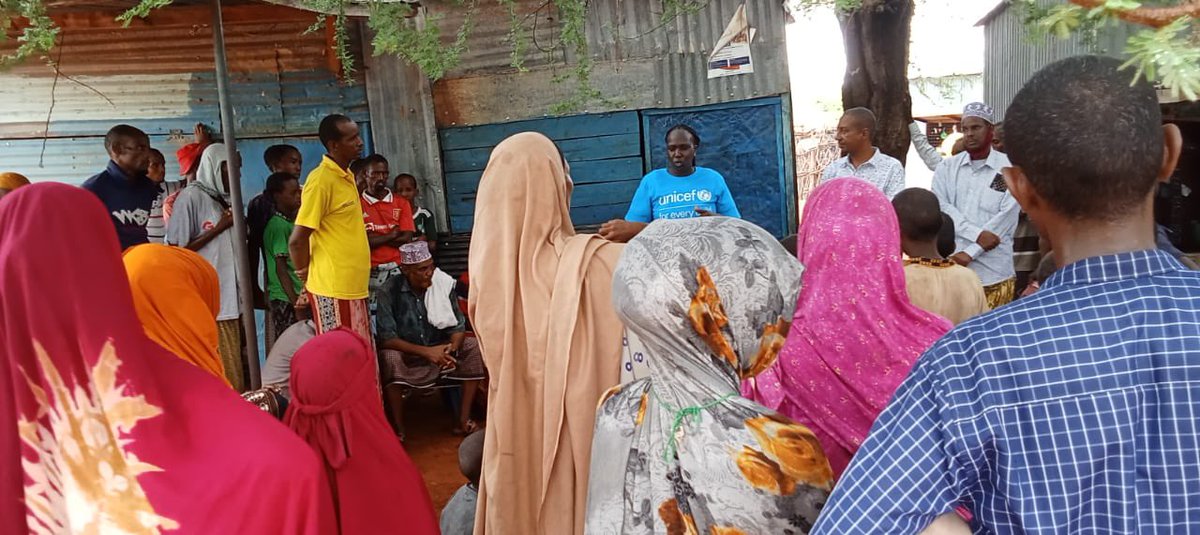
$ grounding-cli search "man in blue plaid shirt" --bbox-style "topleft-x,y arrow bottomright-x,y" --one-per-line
814,55 -> 1194,534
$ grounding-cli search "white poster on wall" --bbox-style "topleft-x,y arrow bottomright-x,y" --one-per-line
707,4 -> 756,79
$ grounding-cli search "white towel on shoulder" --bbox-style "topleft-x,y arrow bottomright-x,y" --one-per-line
426,268 -> 459,330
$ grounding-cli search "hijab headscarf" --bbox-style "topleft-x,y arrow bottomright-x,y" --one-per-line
123,244 -> 229,386
585,217 -> 832,534
467,132 -> 627,534
0,183 -> 334,534
193,143 -> 231,203
284,329 -> 437,535
744,178 -> 952,478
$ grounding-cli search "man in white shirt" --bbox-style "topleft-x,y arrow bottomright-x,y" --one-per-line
933,102 -> 1020,308
821,107 -> 906,198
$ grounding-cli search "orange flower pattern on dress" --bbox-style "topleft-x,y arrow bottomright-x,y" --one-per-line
658,498 -> 700,535
688,266 -> 738,371
586,218 -> 830,534
18,340 -> 178,534
745,414 -> 834,491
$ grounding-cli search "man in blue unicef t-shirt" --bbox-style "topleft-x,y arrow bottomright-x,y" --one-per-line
599,125 -> 740,243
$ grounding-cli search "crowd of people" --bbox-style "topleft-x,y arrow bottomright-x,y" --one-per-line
3,53 -> 1200,534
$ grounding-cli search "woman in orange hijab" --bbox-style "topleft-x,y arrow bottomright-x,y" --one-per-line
123,243 -> 231,387
0,172 -> 30,202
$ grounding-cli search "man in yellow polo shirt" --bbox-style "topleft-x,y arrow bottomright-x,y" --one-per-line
288,114 -> 372,345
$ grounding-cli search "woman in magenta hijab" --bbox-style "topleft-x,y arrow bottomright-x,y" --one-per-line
0,183 -> 334,534
744,178 -> 952,478
284,329 -> 439,535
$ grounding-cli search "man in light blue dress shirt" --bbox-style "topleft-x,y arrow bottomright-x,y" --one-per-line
821,107 -> 906,199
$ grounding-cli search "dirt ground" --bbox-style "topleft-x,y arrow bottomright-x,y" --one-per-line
402,391 -> 473,512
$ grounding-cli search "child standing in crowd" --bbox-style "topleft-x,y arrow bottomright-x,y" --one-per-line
440,430 -> 484,535
144,148 -> 186,244
248,144 -> 303,310
893,188 -> 990,325
394,173 -> 436,251
262,172 -> 304,351
815,54 -> 1200,534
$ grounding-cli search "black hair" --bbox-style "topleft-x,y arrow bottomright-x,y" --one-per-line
459,430 -> 485,485
1005,55 -> 1163,220
360,153 -> 388,168
263,144 -> 301,169
665,124 -> 701,147
318,114 -> 353,149
349,154 -> 388,177
104,124 -> 147,154
265,171 -> 299,196
148,148 -> 165,163
937,212 -> 956,258
843,107 -> 877,135
892,188 -> 943,242
393,173 -> 417,189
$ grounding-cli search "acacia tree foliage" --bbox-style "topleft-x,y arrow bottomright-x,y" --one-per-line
2,0 -> 1197,112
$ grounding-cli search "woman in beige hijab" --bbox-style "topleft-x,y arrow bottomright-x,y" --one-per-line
468,132 -> 627,534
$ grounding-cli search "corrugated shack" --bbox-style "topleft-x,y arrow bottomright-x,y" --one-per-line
366,0 -> 798,248
0,1 -> 371,195
3,0 -> 798,267
978,0 -> 1200,252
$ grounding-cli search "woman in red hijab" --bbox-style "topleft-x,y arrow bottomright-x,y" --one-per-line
0,183 -> 335,534
284,329 -> 439,535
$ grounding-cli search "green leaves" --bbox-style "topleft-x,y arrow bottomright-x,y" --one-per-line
117,0 -> 174,26
1039,3 -> 1085,38
0,0 -> 58,66
367,0 -> 475,81
1018,1 -> 1198,101
1122,16 -> 1200,100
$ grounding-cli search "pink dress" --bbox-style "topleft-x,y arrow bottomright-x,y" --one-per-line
743,178 -> 952,477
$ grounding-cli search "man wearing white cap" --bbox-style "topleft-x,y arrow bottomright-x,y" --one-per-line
375,241 -> 485,439
932,102 -> 1020,308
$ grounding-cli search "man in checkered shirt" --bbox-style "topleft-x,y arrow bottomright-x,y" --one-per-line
813,55 -> 1196,534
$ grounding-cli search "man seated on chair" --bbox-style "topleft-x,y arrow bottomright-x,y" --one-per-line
376,241 -> 485,438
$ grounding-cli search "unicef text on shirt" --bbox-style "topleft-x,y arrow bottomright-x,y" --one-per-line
658,189 -> 714,205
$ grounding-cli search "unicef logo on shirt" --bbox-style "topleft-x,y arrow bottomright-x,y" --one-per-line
696,189 -> 713,203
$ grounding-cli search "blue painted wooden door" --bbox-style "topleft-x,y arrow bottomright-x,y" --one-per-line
439,112 -> 644,233
640,97 -> 793,238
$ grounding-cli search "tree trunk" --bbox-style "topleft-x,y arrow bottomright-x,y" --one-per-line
839,0 -> 915,165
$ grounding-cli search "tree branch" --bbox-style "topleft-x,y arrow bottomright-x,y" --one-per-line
1067,0 -> 1200,29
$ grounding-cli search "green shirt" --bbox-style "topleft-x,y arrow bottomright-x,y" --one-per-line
263,214 -> 303,303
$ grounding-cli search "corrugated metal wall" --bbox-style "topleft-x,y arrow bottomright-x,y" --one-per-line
983,0 -> 1131,119
0,4 -> 369,185
427,0 -> 791,127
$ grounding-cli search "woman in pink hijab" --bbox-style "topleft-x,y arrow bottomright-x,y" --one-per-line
744,178 -> 952,478
284,329 -> 438,535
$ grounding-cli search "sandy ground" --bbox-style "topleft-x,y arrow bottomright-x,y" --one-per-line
402,390 -> 474,512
